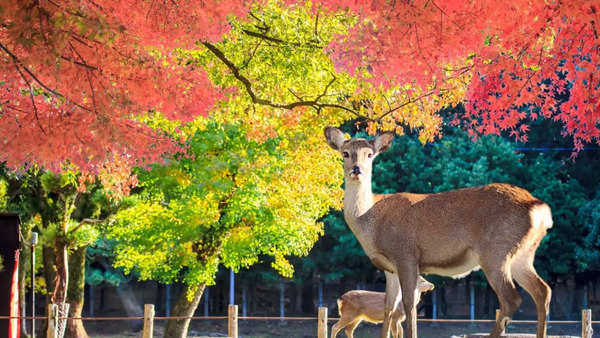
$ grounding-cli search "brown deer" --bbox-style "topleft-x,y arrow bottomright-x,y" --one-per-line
324,127 -> 553,338
331,275 -> 434,338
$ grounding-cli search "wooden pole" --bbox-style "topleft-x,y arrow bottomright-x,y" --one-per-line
318,306 -> 328,338
46,304 -> 57,338
31,232 -> 37,338
228,304 -> 238,338
582,309 -> 593,338
495,309 -> 506,335
142,304 -> 154,338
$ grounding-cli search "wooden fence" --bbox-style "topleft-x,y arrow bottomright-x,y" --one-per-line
1,305 -> 596,338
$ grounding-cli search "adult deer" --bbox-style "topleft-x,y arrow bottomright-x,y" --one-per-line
324,127 -> 553,338
331,275 -> 434,338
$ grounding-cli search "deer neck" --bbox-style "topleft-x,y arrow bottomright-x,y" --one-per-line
343,177 -> 375,231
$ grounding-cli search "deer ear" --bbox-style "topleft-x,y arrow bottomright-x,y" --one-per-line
324,127 -> 346,151
373,132 -> 394,154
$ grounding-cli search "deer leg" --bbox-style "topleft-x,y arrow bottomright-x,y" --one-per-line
482,258 -> 522,338
391,309 -> 405,338
381,271 -> 401,338
396,263 -> 419,338
512,249 -> 551,338
331,316 -> 354,338
344,320 -> 360,338
394,319 -> 403,338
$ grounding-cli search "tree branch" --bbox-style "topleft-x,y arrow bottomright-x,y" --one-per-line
0,41 -> 94,113
202,41 -> 353,113
68,218 -> 104,235
241,29 -> 324,49
12,63 -> 47,135
201,41 -> 454,125
374,89 -> 444,122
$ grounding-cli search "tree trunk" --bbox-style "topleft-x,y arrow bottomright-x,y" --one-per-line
51,234 -> 70,338
66,246 -> 88,338
164,284 -> 205,338
42,246 -> 56,303
294,282 -> 302,314
42,245 -> 56,334
52,236 -> 68,303
440,285 -> 447,316
301,281 -> 313,313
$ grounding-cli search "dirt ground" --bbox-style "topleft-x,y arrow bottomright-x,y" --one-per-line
83,319 -> 599,338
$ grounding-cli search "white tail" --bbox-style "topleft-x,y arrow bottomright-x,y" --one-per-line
331,276 -> 434,338
324,127 -> 553,338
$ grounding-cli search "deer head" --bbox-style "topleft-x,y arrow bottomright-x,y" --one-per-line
324,127 -> 394,184
416,276 -> 435,293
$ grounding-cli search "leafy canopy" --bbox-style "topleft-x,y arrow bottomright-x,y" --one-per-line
3,0 -> 599,174
109,120 -> 343,292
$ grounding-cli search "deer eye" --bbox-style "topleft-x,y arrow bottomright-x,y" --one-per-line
367,152 -> 373,158
342,151 -> 350,158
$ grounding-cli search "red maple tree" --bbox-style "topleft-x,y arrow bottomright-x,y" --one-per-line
2,0 -> 599,175
0,0 -> 248,173
323,0 -> 600,149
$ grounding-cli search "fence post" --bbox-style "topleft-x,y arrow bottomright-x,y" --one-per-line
495,309 -> 506,335
142,304 -> 155,338
318,306 -> 328,338
228,304 -> 238,338
31,232 -> 38,338
46,304 -> 58,338
582,309 -> 593,338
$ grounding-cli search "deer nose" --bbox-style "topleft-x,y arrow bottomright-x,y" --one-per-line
352,166 -> 361,175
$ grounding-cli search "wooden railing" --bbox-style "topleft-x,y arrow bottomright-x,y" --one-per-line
1,305 -> 596,338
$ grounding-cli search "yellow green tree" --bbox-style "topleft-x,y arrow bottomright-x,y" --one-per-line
185,0 -> 451,143
108,8 -> 359,337
110,119 -> 343,337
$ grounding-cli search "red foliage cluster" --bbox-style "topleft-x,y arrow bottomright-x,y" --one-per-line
322,0 -> 600,149
0,0 -> 248,172
2,0 -> 599,174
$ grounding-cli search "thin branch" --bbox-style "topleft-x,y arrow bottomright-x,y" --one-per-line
68,218 -> 104,234
202,41 -> 331,110
60,55 -> 98,70
429,0 -> 464,30
413,24 -> 435,75
201,41 -> 453,124
69,41 -> 98,112
288,88 -> 303,101
240,40 -> 263,70
374,89 -> 445,122
13,63 -> 47,135
313,13 -> 322,43
313,75 -> 337,103
0,41 -> 93,113
248,11 -> 269,31
382,94 -> 393,112
241,29 -> 324,49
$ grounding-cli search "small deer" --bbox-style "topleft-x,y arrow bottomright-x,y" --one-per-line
331,275 -> 434,338
324,127 -> 553,338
